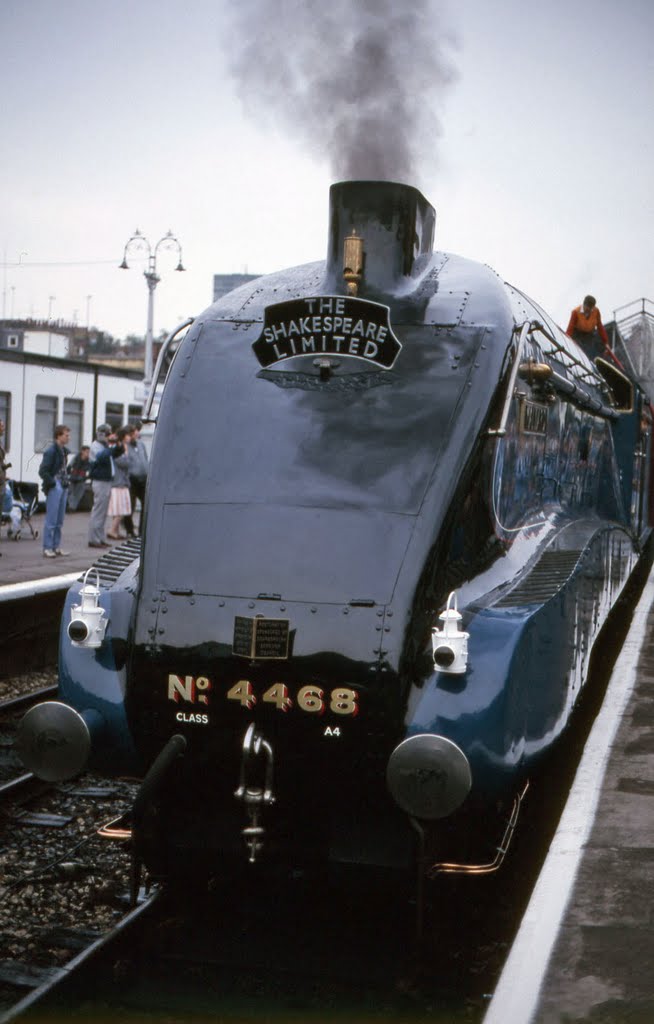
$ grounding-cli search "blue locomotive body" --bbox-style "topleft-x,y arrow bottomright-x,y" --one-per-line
18,181 -> 652,882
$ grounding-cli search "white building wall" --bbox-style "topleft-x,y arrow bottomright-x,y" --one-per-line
1,359 -> 146,491
95,376 -> 147,430
23,330 -> 72,359
1,361 -> 28,483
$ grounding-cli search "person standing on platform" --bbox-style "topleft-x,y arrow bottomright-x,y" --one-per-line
67,445 -> 90,511
88,427 -> 119,548
107,426 -> 133,540
124,420 -> 149,537
89,423 -> 111,463
38,424 -> 71,558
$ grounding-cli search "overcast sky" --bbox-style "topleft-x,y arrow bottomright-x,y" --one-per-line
1,0 -> 652,341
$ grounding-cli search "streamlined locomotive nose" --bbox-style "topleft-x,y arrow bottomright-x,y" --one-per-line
16,701 -> 96,782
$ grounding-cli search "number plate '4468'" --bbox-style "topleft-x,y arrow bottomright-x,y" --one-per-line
167,674 -> 359,717
227,681 -> 359,716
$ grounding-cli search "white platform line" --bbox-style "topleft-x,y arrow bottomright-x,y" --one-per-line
0,572 -> 79,602
483,571 -> 654,1024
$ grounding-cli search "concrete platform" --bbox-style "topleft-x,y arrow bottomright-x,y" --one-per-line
484,573 -> 654,1024
0,509 -> 130,587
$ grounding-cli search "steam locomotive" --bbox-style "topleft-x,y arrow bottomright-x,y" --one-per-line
17,181 -> 652,897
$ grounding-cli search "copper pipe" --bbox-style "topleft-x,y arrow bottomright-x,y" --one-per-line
427,781 -> 529,877
97,812 -> 132,840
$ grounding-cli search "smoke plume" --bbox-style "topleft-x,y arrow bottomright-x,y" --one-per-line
226,0 -> 458,184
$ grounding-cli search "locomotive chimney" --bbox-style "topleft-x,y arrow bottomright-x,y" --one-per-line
326,180 -> 436,297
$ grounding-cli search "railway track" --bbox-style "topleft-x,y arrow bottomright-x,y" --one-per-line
0,889 -> 161,1024
0,687 -> 58,716
0,659 -> 140,1022
0,875 -> 488,1023
0,585 -> 144,1020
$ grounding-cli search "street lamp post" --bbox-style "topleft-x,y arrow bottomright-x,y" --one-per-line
119,230 -> 185,386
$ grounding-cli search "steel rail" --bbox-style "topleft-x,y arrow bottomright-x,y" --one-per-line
0,771 -> 37,802
0,684 -> 58,715
0,888 -> 162,1024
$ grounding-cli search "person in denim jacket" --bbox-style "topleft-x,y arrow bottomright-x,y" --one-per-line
38,424 -> 71,557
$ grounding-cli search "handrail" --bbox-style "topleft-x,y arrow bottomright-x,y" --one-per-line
486,322 -> 529,437
612,297 -> 654,320
142,317 -> 195,422
529,320 -> 597,384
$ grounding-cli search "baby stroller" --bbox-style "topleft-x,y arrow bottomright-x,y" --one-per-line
1,481 -> 40,540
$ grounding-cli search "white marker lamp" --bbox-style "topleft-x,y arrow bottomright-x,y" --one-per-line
431,591 -> 469,675
68,568 -> 107,648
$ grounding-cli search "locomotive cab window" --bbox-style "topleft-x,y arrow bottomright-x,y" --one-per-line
594,357 -> 634,413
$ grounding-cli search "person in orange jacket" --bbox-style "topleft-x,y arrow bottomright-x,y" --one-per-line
566,294 -> 609,346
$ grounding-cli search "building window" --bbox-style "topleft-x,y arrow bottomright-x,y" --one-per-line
7,334 -> 19,348
0,391 -> 10,449
128,404 -> 143,426
35,395 -> 58,452
63,397 -> 84,452
105,402 -> 124,431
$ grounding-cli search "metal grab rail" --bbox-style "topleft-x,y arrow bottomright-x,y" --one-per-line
612,297 -> 654,321
486,321 -> 530,437
143,316 -> 195,422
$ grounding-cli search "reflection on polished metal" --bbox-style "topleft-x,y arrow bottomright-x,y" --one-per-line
119,229 -> 186,385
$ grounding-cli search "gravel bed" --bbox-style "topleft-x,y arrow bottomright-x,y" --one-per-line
1,772 -> 139,971
0,668 -> 58,703
0,666 -> 140,1000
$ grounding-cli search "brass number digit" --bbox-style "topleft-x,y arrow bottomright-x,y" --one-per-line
297,685 -> 325,714
329,688 -> 359,716
226,680 -> 257,709
262,684 -> 293,712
